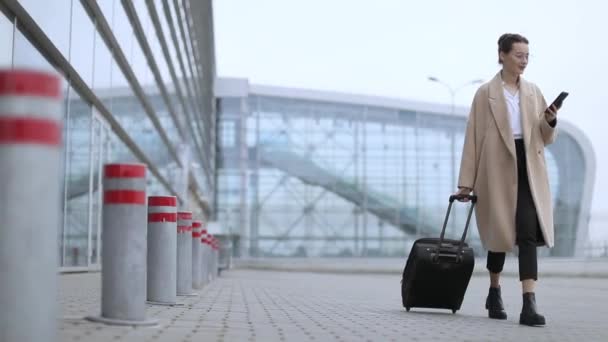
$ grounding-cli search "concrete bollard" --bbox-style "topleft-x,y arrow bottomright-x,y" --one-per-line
202,234 -> 213,283
200,227 -> 209,286
177,211 -> 196,296
86,163 -> 157,326
212,238 -> 220,278
0,70 -> 62,342
147,196 -> 178,305
208,235 -> 217,281
214,238 -> 219,279
192,220 -> 203,289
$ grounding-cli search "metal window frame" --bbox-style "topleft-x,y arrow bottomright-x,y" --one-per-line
144,0 -> 206,174
161,0 -> 214,191
79,0 -> 182,168
175,0 -> 216,195
181,0 -> 205,107
172,0 -> 204,111
160,0 -> 206,146
181,0 -> 213,165
86,104 -> 96,267
171,0 -> 206,131
186,0 -> 218,201
120,0 -> 186,142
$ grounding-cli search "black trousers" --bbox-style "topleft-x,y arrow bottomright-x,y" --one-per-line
486,139 -> 545,281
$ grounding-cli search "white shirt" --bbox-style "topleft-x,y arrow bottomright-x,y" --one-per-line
503,86 -> 523,139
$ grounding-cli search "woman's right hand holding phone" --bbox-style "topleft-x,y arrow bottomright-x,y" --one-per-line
544,91 -> 567,123
545,104 -> 558,123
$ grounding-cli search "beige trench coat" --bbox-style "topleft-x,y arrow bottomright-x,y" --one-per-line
458,72 -> 557,252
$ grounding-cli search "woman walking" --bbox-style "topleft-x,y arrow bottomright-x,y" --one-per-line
455,33 -> 559,326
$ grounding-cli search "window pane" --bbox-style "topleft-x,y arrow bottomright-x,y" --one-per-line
92,20 -> 113,91
127,2 -> 153,87
70,2 -> 95,86
17,0 -> 72,57
62,86 -> 91,267
12,29 -> 54,72
155,0 -> 183,79
110,0 -> 135,75
138,0 -> 172,86
0,14 -> 13,67
98,0 -> 115,24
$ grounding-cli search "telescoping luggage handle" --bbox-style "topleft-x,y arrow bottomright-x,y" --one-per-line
432,194 -> 477,263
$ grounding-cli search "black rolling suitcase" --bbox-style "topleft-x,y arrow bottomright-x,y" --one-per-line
401,194 -> 477,314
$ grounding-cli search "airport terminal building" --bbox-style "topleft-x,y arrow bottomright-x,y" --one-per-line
215,78 -> 595,258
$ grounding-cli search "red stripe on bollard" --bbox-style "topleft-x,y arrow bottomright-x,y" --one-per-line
177,226 -> 191,233
0,69 -> 61,98
104,190 -> 146,205
104,164 -> 146,178
0,116 -> 61,146
148,212 -> 177,223
148,196 -> 177,207
192,221 -> 202,228
177,212 -> 192,220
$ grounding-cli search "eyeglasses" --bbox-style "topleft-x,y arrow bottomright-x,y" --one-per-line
513,53 -> 531,61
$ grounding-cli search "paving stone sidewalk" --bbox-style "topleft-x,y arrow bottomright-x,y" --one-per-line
59,267 -> 608,341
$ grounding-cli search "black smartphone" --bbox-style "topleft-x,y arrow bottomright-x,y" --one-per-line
547,91 -> 569,111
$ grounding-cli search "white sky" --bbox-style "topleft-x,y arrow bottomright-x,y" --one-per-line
213,0 -> 608,240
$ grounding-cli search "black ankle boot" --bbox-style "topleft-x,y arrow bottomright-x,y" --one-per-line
485,286 -> 507,319
520,292 -> 546,326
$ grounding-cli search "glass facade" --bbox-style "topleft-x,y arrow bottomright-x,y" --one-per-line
0,0 -> 216,269
216,82 -> 595,258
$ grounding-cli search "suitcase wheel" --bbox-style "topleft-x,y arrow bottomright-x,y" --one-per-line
452,309 -> 457,314
405,307 -> 410,312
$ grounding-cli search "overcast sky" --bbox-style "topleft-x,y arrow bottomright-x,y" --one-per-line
213,0 -> 608,240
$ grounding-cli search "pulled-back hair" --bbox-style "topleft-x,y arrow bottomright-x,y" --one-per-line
498,33 -> 529,64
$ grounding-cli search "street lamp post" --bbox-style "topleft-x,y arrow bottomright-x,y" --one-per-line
428,77 -> 483,235
427,77 -> 484,116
